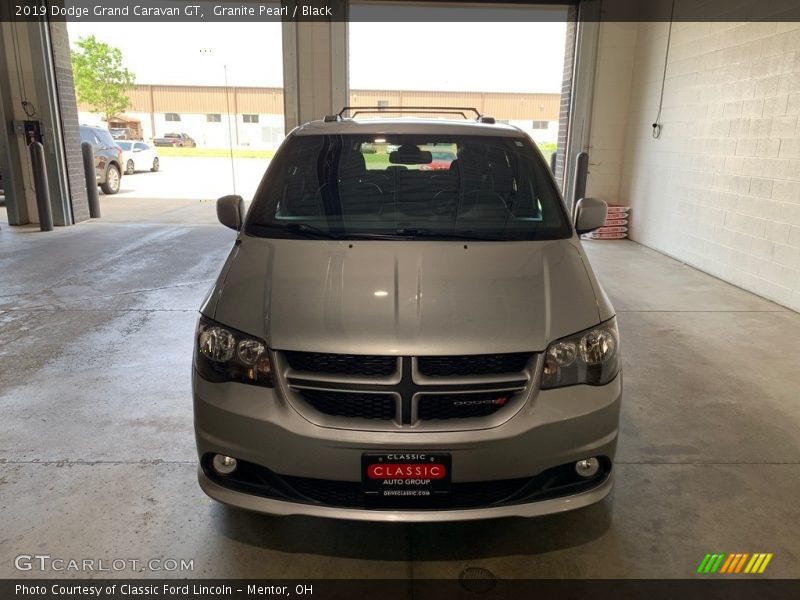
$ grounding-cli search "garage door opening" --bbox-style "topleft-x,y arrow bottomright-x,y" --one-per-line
65,19 -> 284,224
348,2 -> 571,182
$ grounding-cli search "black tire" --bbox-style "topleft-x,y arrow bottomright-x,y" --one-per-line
125,159 -> 135,175
151,157 -> 160,172
100,164 -> 121,195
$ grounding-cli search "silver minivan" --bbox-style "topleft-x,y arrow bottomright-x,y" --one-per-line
193,113 -> 621,521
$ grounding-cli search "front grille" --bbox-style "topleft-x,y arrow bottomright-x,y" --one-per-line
286,476 -> 365,506
299,389 -> 395,420
417,392 -> 513,420
203,455 -> 613,510
417,353 -> 532,377
284,474 -> 530,508
281,351 -> 535,429
284,351 -> 396,377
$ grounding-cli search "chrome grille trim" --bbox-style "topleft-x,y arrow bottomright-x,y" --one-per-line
284,357 -> 402,386
275,351 -> 541,432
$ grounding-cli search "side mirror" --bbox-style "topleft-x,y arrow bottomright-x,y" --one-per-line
217,194 -> 245,230
574,197 -> 607,234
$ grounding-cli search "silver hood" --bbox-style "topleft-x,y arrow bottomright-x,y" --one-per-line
207,237 -> 604,355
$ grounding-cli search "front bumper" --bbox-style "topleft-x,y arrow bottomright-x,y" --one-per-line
198,466 -> 614,522
193,371 -> 621,521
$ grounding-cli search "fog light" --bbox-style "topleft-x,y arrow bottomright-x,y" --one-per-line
575,457 -> 600,478
212,454 -> 238,476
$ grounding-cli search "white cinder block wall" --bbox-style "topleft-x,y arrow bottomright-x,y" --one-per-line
585,22 -> 639,204
589,16 -> 800,311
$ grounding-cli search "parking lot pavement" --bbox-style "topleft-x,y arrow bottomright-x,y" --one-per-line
93,196 -> 224,225
115,156 -> 269,202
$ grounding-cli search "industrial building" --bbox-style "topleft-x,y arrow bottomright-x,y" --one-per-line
77,84 -> 561,147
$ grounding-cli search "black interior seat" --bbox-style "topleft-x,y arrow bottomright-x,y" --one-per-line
281,166 -> 323,216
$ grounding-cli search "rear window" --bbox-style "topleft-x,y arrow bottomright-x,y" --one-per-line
246,134 -> 571,241
95,129 -> 115,146
79,128 -> 96,144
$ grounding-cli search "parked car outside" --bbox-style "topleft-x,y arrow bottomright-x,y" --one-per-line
117,141 -> 160,174
153,133 -> 196,147
79,125 -> 123,195
419,149 -> 457,171
109,128 -> 130,140
107,116 -> 143,141
193,115 -> 619,522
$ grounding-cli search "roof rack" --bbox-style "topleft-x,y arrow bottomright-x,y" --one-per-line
323,106 -> 496,124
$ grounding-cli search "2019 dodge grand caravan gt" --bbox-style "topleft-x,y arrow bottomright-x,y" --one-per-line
193,113 -> 621,521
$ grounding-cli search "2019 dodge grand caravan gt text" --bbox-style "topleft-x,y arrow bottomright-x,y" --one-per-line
193,112 -> 621,521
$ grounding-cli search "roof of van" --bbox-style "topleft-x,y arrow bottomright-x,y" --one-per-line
294,118 -> 528,138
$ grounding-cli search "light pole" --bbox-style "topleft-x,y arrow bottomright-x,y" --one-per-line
222,63 -> 237,195
200,48 -> 236,194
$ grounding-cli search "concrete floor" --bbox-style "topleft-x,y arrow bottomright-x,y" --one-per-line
1,200 -> 799,579
113,157 -> 267,201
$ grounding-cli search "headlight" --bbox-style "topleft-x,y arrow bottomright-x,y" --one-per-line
541,318 -> 620,389
194,315 -> 273,387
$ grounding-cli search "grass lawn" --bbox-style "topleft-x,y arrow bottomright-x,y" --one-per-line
537,142 -> 557,157
157,147 -> 276,159
363,153 -> 396,169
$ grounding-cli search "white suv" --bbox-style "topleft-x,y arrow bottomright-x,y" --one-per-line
193,109 -> 620,521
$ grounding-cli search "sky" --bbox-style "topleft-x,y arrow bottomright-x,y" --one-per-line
67,7 -> 567,94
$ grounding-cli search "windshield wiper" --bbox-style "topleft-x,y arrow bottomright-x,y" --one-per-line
250,224 -> 505,241
392,228 -> 505,241
251,222 -> 344,239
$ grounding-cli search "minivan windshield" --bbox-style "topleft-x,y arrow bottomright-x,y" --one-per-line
246,134 -> 572,241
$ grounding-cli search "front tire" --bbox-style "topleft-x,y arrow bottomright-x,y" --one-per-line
125,159 -> 135,175
151,157 -> 160,172
100,164 -> 121,195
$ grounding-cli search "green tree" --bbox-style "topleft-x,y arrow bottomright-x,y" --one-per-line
70,35 -> 135,122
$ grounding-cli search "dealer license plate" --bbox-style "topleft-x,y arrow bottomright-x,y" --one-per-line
362,453 -> 451,507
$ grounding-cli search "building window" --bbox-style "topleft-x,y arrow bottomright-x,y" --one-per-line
377,100 -> 389,111
165,113 -> 181,122
207,113 -> 221,122
243,114 -> 259,123
531,120 -> 548,129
